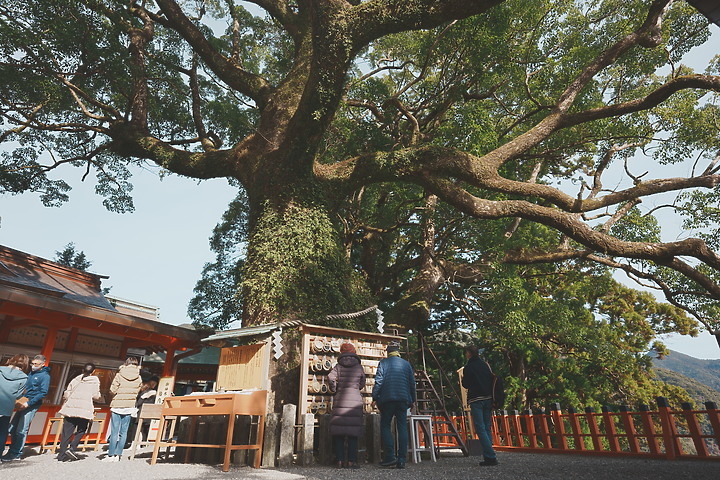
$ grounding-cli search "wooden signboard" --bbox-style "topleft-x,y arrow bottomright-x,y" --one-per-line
217,343 -> 269,391
457,367 -> 475,439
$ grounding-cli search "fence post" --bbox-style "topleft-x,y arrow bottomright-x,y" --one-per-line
524,409 -> 538,448
510,410 -> 525,447
317,414 -> 332,465
638,404 -> 661,456
657,397 -> 680,460
298,413 -> 315,466
499,410 -> 511,447
536,407 -> 552,449
491,410 -> 501,445
550,403 -> 568,450
704,401 -> 720,452
261,413 -> 280,467
368,413 -> 381,463
618,405 -> 640,454
601,406 -> 620,453
681,402 -> 709,457
567,407 -> 585,451
278,403 -> 297,467
584,407 -> 603,452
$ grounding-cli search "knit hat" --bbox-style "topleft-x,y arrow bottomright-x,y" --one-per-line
340,342 -> 356,354
386,341 -> 401,353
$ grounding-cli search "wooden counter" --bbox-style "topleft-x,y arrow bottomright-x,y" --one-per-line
150,390 -> 267,471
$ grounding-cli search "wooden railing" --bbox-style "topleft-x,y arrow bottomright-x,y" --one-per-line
438,397 -> 720,461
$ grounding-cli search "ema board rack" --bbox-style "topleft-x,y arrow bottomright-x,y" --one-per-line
297,324 -> 403,422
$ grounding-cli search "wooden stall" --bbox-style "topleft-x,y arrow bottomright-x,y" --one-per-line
201,319 -> 403,466
0,245 -> 201,446
297,324 -> 403,423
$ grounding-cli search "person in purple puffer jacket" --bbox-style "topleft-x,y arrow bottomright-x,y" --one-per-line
327,342 -> 366,469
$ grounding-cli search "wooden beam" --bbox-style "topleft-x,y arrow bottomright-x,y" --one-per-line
65,327 -> 79,352
0,301 -> 194,348
40,326 -> 58,362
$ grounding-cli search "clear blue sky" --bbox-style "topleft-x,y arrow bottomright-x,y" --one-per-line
1,15 -> 719,359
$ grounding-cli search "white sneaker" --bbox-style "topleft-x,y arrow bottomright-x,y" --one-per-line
101,455 -> 116,462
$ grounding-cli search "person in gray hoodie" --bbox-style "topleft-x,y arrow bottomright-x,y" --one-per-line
2,354 -> 50,462
0,354 -> 29,458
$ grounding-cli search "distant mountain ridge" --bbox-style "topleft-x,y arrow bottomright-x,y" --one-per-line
654,367 -> 720,406
652,350 -> 720,406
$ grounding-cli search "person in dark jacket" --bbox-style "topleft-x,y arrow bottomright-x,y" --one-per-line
461,345 -> 498,466
2,355 -> 51,462
0,354 -> 29,458
371,341 -> 416,469
124,370 -> 159,448
327,342 -> 365,468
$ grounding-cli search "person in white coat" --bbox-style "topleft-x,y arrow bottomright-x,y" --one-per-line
57,363 -> 101,462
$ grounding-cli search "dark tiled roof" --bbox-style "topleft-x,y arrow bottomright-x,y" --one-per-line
0,245 -> 116,310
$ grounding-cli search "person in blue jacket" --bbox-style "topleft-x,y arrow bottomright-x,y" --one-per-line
371,341 -> 416,469
1,355 -> 51,462
0,354 -> 29,458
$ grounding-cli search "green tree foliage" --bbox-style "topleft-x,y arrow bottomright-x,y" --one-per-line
428,261 -> 696,409
2,1 -> 720,344
54,242 -> 92,271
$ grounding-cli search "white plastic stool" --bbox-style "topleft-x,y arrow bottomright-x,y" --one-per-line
408,415 -> 437,463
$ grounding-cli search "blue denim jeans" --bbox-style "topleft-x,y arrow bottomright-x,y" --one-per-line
470,399 -> 496,460
333,435 -> 358,463
108,412 -> 133,456
379,400 -> 409,463
5,405 -> 40,458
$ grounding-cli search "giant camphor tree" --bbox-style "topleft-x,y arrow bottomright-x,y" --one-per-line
3,1 -> 720,344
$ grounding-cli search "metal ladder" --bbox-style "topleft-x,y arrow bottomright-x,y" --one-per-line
411,335 -> 468,456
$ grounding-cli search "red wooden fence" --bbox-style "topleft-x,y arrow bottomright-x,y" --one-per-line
433,398 -> 720,461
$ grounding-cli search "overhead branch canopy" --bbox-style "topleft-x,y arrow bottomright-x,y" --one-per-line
3,0 -> 720,333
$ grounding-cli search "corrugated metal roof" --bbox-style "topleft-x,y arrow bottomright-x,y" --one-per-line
144,347 -> 221,364
687,0 -> 720,26
202,320 -> 303,343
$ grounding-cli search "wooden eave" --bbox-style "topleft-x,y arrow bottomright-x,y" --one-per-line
0,284 -> 200,349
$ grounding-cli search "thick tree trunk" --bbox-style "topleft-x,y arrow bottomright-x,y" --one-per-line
386,194 -> 444,331
508,353 -> 527,407
240,185 -> 373,327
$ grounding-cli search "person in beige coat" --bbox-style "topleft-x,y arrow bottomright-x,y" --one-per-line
104,358 -> 141,461
57,363 -> 101,462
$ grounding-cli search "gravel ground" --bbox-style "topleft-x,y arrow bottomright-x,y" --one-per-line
1,446 -> 718,480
